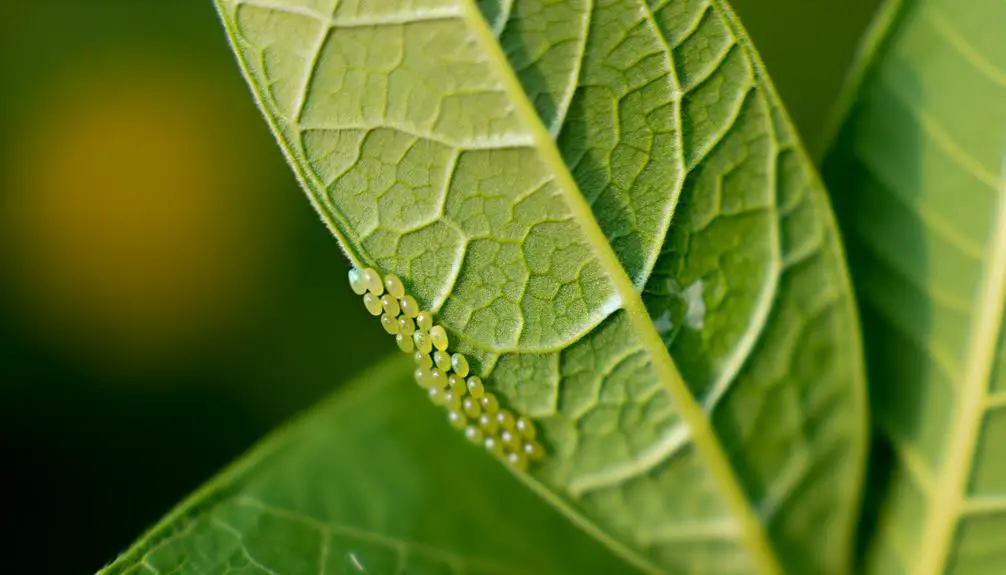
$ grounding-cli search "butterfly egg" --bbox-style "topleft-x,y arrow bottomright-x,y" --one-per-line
398,317 -> 415,336
348,268 -> 368,295
414,351 -> 433,370
414,366 -> 433,388
363,293 -> 383,316
484,436 -> 504,456
464,425 -> 484,444
466,376 -> 485,399
496,410 -> 515,431
433,350 -> 451,371
479,392 -> 499,414
478,413 -> 499,435
448,374 -> 466,396
462,396 -> 481,419
380,313 -> 399,335
381,295 -> 401,317
416,311 -> 433,332
396,333 -> 414,353
447,410 -> 467,430
384,274 -> 405,299
428,387 -> 445,406
400,295 -> 420,319
413,331 -> 433,354
506,450 -> 528,472
451,353 -> 470,378
523,439 -> 545,462
500,429 -> 521,450
362,267 -> 384,295
430,368 -> 447,390
515,416 -> 536,440
429,325 -> 449,351
443,390 -> 462,411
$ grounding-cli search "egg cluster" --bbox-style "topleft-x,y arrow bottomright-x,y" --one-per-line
349,266 -> 545,471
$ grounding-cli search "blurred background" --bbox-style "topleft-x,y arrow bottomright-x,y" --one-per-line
0,1 -> 878,573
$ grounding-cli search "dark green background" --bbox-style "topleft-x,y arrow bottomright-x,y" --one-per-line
0,1 -> 878,572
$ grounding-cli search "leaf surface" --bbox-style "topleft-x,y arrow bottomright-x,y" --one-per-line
214,1 -> 867,573
98,355 -> 632,575
823,0 -> 1006,572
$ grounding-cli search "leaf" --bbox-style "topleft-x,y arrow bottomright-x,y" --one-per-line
97,354 -> 633,575
822,0 -> 1006,572
214,1 -> 868,573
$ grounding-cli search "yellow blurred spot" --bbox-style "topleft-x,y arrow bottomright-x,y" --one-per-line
1,59 -> 285,377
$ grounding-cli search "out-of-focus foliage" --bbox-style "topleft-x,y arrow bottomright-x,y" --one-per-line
0,2 -> 386,573
824,0 -> 1006,572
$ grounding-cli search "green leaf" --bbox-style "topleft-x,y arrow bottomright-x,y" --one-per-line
823,0 -> 1006,572
214,1 -> 867,573
97,354 -> 633,575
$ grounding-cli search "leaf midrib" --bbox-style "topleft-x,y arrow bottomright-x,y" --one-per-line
459,2 -> 783,573
915,143 -> 1006,573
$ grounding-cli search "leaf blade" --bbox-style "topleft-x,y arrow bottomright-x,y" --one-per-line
98,354 -> 635,575
214,1 -> 868,573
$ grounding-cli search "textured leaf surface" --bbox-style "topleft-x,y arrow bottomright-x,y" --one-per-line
823,0 -> 1006,573
98,356 -> 632,575
215,1 -> 867,573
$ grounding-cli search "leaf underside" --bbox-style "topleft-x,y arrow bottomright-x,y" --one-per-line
824,0 -> 1006,573
205,1 -> 867,573
97,356 -> 633,575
